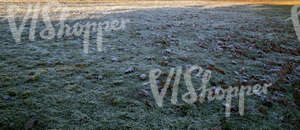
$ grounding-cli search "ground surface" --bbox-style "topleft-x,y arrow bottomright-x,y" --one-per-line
0,1 -> 300,129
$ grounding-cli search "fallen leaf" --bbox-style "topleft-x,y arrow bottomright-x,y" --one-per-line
179,56 -> 188,62
258,107 -> 267,114
160,61 -> 168,66
282,98 -> 289,105
145,100 -> 152,107
208,64 -> 225,75
86,74 -> 93,79
291,120 -> 297,125
160,40 -> 170,46
296,48 -> 300,54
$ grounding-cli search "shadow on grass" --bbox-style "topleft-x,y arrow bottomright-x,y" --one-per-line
0,2 -> 299,129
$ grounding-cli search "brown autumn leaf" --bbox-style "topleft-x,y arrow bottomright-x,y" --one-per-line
279,76 -> 286,83
160,61 -> 168,66
215,54 -> 222,58
239,61 -> 244,65
282,98 -> 289,105
296,48 -> 300,54
74,63 -> 87,67
145,100 -> 152,107
160,40 -> 170,46
179,56 -> 188,62
278,62 -> 296,82
267,61 -> 282,66
160,72 -> 169,77
86,74 -> 93,79
258,107 -> 267,114
218,80 -> 225,85
207,64 -> 225,75
291,120 -> 297,125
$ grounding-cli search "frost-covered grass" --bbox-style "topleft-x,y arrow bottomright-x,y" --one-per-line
0,1 -> 299,129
